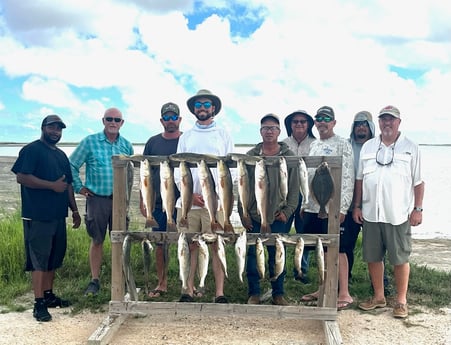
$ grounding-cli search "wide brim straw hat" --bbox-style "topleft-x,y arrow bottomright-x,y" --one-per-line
187,89 -> 222,115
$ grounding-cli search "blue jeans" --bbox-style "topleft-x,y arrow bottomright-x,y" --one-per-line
246,219 -> 288,297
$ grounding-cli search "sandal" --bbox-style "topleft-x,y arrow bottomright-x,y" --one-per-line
214,295 -> 228,304
193,287 -> 205,298
179,294 -> 194,302
337,300 -> 353,311
300,292 -> 318,302
148,289 -> 166,298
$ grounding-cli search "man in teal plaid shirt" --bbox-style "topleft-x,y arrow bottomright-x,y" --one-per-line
70,107 -> 133,296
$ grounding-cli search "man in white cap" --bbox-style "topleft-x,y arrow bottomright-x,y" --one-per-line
175,89 -> 233,303
354,105 -> 424,318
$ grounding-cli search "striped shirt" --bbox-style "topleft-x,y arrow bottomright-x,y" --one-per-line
70,131 -> 133,196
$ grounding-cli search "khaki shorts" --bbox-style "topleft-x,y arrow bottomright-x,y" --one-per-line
176,208 -> 224,233
362,220 -> 412,265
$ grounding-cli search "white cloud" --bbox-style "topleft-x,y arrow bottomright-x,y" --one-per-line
0,0 -> 450,143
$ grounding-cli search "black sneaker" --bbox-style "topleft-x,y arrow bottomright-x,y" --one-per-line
84,280 -> 100,296
44,294 -> 71,308
294,273 -> 310,284
33,301 -> 52,322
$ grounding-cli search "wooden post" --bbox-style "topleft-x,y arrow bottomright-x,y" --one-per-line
111,156 -> 128,301
322,157 -> 342,309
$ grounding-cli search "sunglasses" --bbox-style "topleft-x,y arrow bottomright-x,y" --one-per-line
104,117 -> 122,123
354,121 -> 369,128
261,126 -> 280,132
194,101 -> 212,109
292,119 -> 307,125
161,114 -> 179,121
315,116 -> 333,123
376,144 -> 395,166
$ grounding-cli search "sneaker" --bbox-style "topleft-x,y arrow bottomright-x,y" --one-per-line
33,301 -> 52,322
393,303 -> 408,318
247,295 -> 260,305
358,297 -> 387,311
294,273 -> 310,284
272,295 -> 289,306
84,279 -> 100,296
44,294 -> 71,308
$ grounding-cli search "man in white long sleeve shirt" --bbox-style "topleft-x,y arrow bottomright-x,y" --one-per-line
175,89 -> 233,304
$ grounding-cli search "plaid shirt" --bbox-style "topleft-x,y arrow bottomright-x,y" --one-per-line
70,131 -> 133,196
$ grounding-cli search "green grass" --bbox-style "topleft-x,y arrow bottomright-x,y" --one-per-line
1,208 -> 450,314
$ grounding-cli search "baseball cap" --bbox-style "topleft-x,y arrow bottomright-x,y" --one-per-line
353,111 -> 372,122
260,113 -> 280,124
41,115 -> 66,128
161,102 -> 180,116
316,106 -> 335,120
378,105 -> 400,119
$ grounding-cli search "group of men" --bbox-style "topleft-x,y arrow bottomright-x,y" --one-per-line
12,87 -> 423,322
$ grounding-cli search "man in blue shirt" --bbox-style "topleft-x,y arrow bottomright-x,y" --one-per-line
70,108 -> 134,296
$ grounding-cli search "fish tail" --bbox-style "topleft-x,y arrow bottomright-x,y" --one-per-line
211,221 -> 224,233
260,223 -> 271,234
179,217 -> 189,228
318,208 -> 328,219
145,218 -> 159,228
223,223 -> 234,233
167,222 -> 177,233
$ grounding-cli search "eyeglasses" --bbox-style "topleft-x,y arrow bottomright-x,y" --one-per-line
104,117 -> 122,123
261,126 -> 280,132
161,114 -> 179,121
354,121 -> 369,128
292,119 -> 307,125
194,101 -> 212,109
376,143 -> 395,166
315,116 -> 333,123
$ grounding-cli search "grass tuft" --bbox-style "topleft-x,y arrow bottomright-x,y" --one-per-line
0,209 -> 450,313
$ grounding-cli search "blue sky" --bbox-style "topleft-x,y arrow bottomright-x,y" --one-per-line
0,0 -> 450,144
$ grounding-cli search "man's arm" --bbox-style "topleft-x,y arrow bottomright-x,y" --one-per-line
16,173 -> 68,193
352,179 -> 363,224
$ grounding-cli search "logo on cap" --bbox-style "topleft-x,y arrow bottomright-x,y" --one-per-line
161,102 -> 180,116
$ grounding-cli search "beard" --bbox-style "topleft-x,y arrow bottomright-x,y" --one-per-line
195,112 -> 212,121
43,132 -> 61,145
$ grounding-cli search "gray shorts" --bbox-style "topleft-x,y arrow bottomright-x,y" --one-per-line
85,195 -> 113,244
23,218 -> 67,271
85,195 -> 129,244
362,220 -> 411,265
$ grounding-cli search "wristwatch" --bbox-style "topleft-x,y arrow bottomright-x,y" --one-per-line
413,207 -> 423,212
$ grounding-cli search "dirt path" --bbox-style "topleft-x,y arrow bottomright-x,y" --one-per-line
0,302 -> 450,345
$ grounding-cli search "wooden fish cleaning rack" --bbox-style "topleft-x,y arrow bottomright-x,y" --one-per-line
88,154 -> 343,345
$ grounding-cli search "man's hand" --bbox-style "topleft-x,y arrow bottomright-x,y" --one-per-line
52,175 -> 68,193
72,211 -> 82,229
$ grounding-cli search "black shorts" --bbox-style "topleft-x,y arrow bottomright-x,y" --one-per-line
23,218 -> 67,271
339,212 -> 361,253
303,212 -> 349,253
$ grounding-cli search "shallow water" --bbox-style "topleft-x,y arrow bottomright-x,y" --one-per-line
1,144 -> 450,239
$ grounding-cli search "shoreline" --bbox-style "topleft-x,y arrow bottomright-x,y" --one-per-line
1,156 -> 450,273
